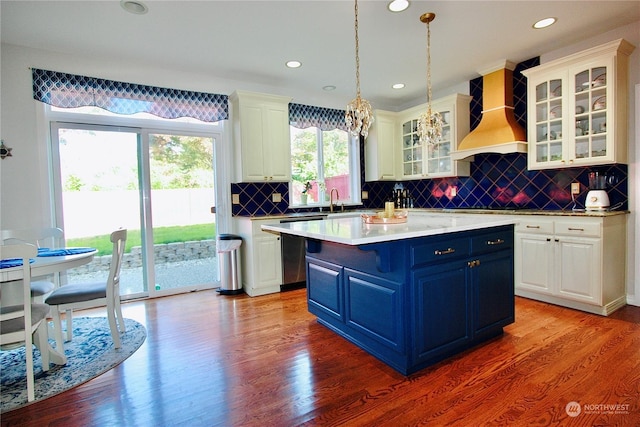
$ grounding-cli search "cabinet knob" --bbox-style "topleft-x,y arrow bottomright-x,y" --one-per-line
467,259 -> 481,268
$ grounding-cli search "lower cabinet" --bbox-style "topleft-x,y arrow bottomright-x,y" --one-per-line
514,215 -> 626,315
306,225 -> 514,375
233,217 -> 283,297
412,261 -> 470,363
412,245 -> 514,365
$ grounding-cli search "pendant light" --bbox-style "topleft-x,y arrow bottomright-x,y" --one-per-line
345,0 -> 374,139
417,12 -> 443,146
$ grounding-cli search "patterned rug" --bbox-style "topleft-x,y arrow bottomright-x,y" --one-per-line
0,317 -> 146,413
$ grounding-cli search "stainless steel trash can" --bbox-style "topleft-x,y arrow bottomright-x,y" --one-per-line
217,234 -> 243,295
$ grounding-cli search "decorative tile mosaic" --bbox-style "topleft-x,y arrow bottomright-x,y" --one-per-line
232,56 -> 628,216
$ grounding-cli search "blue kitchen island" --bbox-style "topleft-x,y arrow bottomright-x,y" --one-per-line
263,213 -> 517,375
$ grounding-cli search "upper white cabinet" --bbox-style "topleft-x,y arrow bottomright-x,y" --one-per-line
397,94 -> 472,179
230,91 -> 292,182
365,110 -> 399,181
522,39 -> 635,170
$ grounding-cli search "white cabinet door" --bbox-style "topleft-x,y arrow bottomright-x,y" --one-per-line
264,105 -> 291,182
231,91 -> 292,182
365,110 -> 399,181
556,236 -> 601,305
239,103 -> 268,181
515,233 -> 554,295
254,233 -> 283,289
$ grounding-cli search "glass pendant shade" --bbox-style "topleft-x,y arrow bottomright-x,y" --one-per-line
345,0 -> 374,139
417,12 -> 443,146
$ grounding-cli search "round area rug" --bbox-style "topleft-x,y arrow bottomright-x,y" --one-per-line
0,317 -> 146,413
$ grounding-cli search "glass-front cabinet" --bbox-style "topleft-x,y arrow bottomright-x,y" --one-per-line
398,93 -> 471,179
523,39 -> 634,170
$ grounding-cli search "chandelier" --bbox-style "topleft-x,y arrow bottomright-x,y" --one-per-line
345,0 -> 374,139
417,12 -> 443,146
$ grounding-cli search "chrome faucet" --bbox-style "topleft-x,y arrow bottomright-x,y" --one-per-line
330,188 -> 339,213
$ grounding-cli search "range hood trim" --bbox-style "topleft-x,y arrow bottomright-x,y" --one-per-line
450,141 -> 527,161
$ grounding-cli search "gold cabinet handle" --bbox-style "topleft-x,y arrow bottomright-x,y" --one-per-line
434,248 -> 455,255
486,238 -> 505,245
467,259 -> 481,268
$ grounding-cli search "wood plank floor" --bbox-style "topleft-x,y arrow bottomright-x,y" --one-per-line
2,289 -> 639,426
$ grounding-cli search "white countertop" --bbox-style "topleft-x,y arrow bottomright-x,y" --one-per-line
261,213 -> 517,246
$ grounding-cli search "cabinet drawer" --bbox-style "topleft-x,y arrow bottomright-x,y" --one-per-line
471,229 -> 513,255
555,221 -> 601,238
515,220 -> 554,235
410,237 -> 470,267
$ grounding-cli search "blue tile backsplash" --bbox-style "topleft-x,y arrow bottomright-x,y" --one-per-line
232,56 -> 628,217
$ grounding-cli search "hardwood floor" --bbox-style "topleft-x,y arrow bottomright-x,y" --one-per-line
2,289 -> 639,426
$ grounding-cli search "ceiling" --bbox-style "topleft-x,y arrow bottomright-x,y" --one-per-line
2,1 -> 639,111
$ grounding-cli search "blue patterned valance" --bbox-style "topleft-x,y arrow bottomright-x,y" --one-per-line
32,68 -> 228,122
289,103 -> 347,131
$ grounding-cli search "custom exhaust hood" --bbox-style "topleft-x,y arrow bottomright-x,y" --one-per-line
451,60 -> 527,161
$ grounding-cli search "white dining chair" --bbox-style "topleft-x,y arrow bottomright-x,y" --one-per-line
0,243 -> 51,402
45,229 -> 127,351
1,227 -> 65,301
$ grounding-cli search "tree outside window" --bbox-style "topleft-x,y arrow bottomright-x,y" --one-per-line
290,126 -> 356,206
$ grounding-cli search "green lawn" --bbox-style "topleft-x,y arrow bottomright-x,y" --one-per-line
66,224 -> 216,255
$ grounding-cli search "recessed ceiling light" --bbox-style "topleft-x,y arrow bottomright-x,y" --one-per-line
323,85 -> 336,91
286,60 -> 302,68
120,0 -> 148,15
388,0 -> 409,12
533,17 -> 556,29
392,83 -> 405,89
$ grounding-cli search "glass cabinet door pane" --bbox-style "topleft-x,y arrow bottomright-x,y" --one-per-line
536,83 -> 548,102
550,79 -> 562,98
537,145 -> 548,162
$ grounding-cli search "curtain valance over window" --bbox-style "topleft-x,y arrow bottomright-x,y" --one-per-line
32,68 -> 228,122
289,103 -> 347,131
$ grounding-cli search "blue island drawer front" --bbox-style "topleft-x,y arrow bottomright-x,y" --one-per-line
470,228 -> 514,256
410,237 -> 470,268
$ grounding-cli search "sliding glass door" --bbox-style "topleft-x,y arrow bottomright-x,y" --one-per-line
51,123 -> 220,298
147,132 -> 217,293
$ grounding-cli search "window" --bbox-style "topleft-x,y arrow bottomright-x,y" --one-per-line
290,126 -> 360,206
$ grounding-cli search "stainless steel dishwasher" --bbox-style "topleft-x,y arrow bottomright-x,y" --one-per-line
279,215 -> 326,289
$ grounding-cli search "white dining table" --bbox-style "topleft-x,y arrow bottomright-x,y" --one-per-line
0,249 -> 97,365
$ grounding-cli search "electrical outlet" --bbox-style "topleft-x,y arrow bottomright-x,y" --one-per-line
571,183 -> 580,195
232,194 -> 240,204
272,193 -> 282,203
361,190 -> 369,200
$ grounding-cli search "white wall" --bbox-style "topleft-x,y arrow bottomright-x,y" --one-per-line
2,21 -> 639,304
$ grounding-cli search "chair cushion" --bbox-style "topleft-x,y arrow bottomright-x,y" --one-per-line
45,282 -> 107,305
30,280 -> 55,296
0,304 -> 50,334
